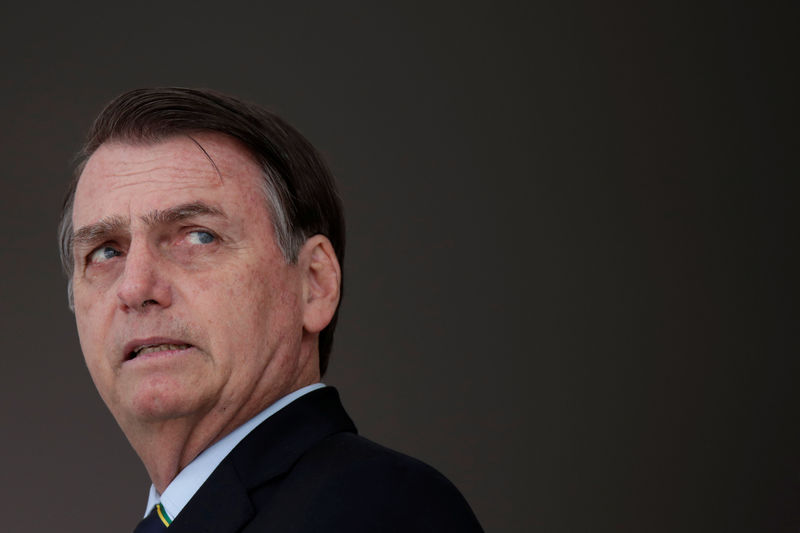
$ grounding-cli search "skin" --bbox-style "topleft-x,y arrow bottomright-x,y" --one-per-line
71,133 -> 341,492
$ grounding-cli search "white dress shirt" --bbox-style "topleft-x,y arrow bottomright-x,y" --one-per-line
143,383 -> 326,521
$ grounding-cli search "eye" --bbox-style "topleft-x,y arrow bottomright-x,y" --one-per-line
186,230 -> 216,245
89,245 -> 122,264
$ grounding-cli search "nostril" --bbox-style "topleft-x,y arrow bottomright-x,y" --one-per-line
141,299 -> 158,309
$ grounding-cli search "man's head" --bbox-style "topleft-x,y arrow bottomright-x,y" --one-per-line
58,89 -> 344,470
59,88 -> 344,374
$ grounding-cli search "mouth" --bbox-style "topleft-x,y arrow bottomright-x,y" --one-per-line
123,339 -> 194,361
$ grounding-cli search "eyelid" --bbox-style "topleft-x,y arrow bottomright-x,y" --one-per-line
184,228 -> 219,244
85,242 -> 110,259
87,244 -> 122,265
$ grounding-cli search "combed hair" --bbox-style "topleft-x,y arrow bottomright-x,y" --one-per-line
58,87 -> 345,375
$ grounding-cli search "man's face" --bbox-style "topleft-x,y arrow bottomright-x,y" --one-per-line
71,133 -> 308,433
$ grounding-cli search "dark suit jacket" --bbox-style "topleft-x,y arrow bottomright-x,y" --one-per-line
166,387 -> 483,532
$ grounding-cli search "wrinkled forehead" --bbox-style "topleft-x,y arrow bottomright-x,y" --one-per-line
73,133 -> 265,227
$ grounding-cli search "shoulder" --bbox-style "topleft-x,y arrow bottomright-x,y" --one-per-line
250,432 -> 484,532
301,432 -> 463,497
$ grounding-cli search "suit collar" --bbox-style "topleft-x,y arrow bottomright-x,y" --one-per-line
230,386 -> 357,488
168,387 -> 356,532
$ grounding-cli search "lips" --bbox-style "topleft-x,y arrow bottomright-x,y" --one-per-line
123,338 -> 194,361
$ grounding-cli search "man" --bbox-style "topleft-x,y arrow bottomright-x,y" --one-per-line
58,88 -> 482,532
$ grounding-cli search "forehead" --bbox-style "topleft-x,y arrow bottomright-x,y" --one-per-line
73,133 -> 265,227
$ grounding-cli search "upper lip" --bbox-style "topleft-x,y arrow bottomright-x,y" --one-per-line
122,337 -> 194,361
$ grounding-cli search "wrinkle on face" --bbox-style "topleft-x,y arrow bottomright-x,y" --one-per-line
79,136 -> 229,206
72,132 -> 307,444
74,145 -> 237,232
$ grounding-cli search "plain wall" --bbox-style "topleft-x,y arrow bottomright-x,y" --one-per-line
0,2 -> 794,532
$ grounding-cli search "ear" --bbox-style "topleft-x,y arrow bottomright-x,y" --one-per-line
298,235 -> 341,334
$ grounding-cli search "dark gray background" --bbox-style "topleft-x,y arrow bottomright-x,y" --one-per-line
0,2 -> 795,532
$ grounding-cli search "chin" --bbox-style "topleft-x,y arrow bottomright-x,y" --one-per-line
122,381 -> 211,423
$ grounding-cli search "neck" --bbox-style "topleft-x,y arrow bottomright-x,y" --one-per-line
122,343 -> 321,493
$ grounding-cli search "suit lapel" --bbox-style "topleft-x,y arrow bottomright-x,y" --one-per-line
168,387 -> 356,533
167,461 -> 253,533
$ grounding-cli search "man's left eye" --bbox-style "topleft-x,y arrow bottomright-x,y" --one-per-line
187,230 -> 216,245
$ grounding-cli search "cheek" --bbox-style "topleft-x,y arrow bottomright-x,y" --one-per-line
230,255 -> 290,303
188,273 -> 256,332
75,312 -> 117,403
237,263 -> 302,339
73,286 -> 116,379
74,296 -> 100,349
75,317 -> 104,375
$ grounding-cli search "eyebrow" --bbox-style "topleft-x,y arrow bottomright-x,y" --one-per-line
72,202 -> 226,250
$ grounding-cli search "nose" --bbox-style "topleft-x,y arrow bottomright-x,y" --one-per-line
116,240 -> 172,312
